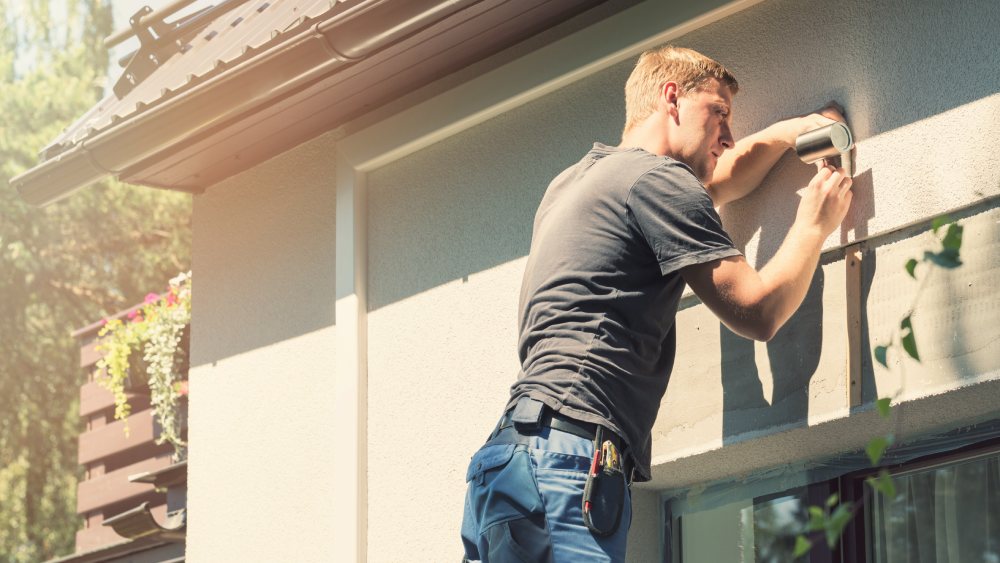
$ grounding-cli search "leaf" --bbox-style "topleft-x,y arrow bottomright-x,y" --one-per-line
793,535 -> 813,558
900,316 -> 920,361
866,434 -> 895,465
826,493 -> 839,507
941,223 -> 963,251
876,397 -> 892,418
931,215 -> 951,234
866,470 -> 897,500
825,502 -> 854,548
905,258 -> 918,278
924,249 -> 962,269
874,345 -> 889,368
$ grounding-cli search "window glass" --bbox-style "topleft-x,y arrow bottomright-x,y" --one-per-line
871,452 -> 1000,562
753,492 -> 810,563
676,489 -> 812,562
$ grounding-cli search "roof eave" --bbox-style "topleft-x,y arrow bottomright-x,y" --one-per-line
13,0 -> 481,206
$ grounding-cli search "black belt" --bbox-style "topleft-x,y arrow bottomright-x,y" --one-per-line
492,407 -> 633,480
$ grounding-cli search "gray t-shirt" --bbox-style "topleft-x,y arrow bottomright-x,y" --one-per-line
509,142 -> 741,481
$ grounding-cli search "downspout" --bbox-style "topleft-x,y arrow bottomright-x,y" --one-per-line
13,0 -> 481,206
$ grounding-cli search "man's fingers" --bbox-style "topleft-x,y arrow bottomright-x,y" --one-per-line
819,101 -> 846,122
839,174 -> 854,196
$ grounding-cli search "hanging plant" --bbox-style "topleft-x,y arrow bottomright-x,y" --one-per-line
95,271 -> 191,459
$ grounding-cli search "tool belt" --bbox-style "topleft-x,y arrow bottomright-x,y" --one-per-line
489,398 -> 634,537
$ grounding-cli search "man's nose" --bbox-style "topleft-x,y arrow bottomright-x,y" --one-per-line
720,125 -> 735,150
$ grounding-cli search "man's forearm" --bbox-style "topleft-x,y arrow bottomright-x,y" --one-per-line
706,123 -> 792,206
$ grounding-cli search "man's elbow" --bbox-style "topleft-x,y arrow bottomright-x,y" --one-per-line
730,319 -> 779,342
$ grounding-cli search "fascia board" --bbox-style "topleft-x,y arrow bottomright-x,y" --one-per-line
339,0 -> 763,171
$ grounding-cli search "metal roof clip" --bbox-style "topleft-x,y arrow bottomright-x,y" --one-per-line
107,0 -> 251,100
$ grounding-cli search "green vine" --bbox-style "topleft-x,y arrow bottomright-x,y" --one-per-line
793,216 -> 964,558
95,272 -> 191,459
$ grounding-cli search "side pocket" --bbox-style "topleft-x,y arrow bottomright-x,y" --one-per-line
473,447 -> 554,563
485,515 -> 553,563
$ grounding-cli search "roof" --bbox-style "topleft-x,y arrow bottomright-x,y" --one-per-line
15,0 -> 630,205
46,0 -> 341,157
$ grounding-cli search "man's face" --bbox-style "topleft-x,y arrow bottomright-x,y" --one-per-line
670,78 -> 735,183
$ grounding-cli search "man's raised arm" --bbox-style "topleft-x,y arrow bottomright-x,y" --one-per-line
707,104 -> 847,206
684,164 -> 853,341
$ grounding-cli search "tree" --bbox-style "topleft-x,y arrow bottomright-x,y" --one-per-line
0,1 -> 192,560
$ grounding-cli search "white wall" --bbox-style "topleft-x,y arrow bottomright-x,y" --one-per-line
185,0 -> 999,559
361,0 -> 999,558
186,132 -> 339,561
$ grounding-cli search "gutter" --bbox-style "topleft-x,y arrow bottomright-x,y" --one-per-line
13,0 -> 481,206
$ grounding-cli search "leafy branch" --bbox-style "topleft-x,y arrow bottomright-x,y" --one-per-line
793,216 -> 963,558
95,272 -> 191,459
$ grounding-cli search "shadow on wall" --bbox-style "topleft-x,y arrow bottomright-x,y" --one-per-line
717,158 -> 877,440
365,63 -> 630,311
719,266 -> 824,440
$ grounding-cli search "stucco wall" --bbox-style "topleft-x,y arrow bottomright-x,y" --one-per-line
362,0 -> 998,558
183,0 -> 997,559
186,132 -> 338,561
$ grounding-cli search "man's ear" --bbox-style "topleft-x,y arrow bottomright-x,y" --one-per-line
661,81 -> 680,119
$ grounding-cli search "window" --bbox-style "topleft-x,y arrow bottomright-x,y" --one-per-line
868,450 -> 1000,562
670,442 -> 1000,562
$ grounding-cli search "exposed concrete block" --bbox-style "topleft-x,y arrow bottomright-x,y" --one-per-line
864,206 -> 1000,403
656,258 -> 848,462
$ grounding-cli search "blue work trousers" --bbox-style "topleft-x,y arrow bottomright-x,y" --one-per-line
460,425 -> 632,562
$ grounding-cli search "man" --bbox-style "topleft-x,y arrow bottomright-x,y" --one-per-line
461,46 -> 853,562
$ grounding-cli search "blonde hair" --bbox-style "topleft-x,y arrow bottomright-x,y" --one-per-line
622,46 -> 738,134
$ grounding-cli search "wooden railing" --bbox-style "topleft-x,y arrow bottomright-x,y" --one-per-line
71,308 -> 185,553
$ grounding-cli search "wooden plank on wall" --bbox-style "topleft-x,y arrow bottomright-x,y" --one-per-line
846,245 -> 863,408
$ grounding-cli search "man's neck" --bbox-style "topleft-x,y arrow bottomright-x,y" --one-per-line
619,116 -> 672,157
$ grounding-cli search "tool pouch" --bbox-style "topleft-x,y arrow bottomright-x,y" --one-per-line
582,429 -> 627,537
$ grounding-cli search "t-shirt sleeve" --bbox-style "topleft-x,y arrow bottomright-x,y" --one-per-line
626,160 -> 742,276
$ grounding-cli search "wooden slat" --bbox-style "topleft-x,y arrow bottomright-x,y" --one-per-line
80,380 -> 148,418
846,245 -> 864,408
80,339 -> 102,369
78,409 -> 158,466
77,455 -> 173,515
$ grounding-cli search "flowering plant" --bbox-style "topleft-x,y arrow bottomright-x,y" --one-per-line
95,271 -> 191,459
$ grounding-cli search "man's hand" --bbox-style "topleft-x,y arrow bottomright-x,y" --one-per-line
771,102 -> 847,149
795,163 -> 854,238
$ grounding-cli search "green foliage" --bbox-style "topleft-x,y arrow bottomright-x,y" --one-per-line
793,534 -> 812,557
793,215 -> 966,560
0,2 -> 192,560
865,469 -> 897,500
866,434 -> 894,465
795,498 -> 854,555
96,273 -> 191,457
873,216 -> 963,370
899,316 -> 919,362
876,397 -> 891,419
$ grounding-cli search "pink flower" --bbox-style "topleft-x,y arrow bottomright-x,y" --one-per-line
176,381 -> 189,396
127,309 -> 143,322
144,293 -> 159,304
100,317 -> 110,326
165,292 -> 178,306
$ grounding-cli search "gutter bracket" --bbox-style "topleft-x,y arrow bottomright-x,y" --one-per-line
113,4 -> 221,99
